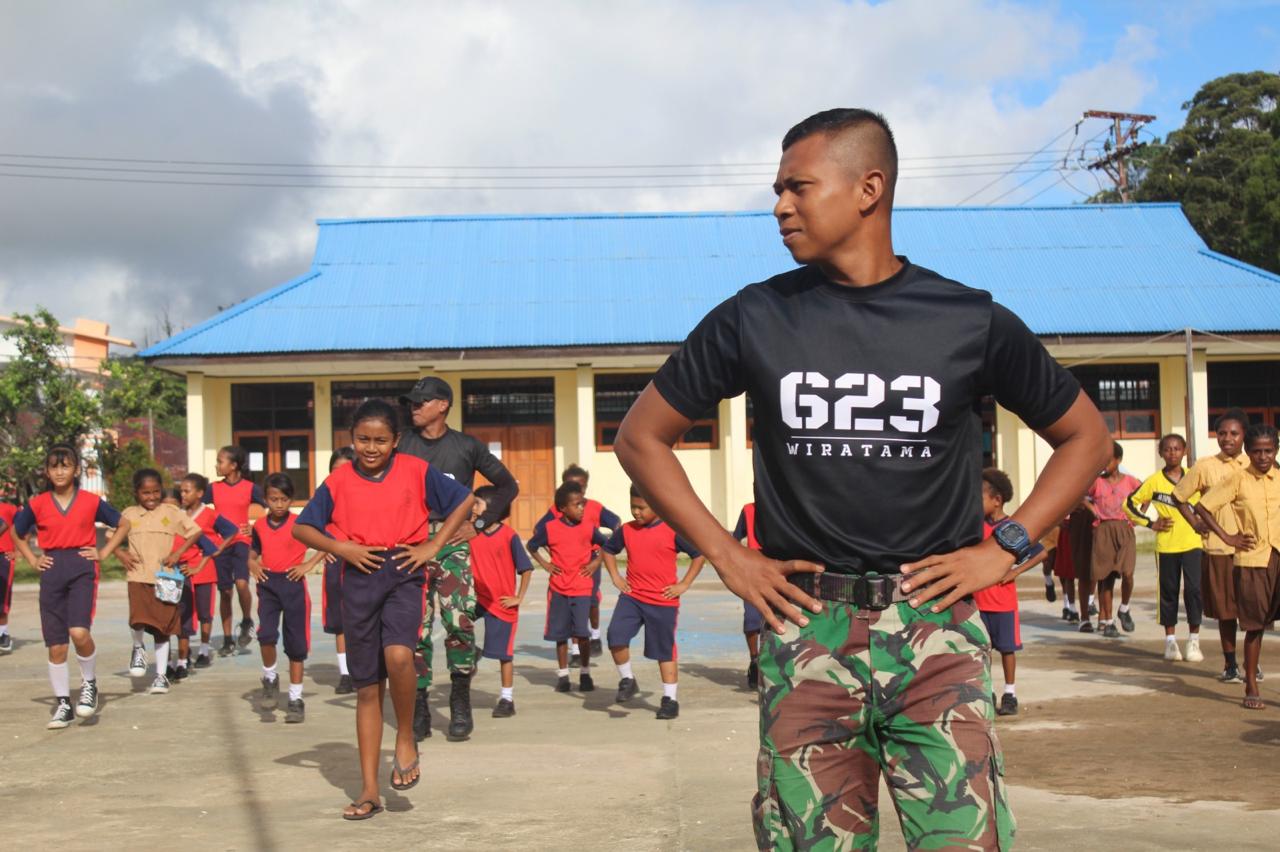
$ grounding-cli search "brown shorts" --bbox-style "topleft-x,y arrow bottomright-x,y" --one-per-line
1234,551 -> 1280,632
1202,552 -> 1238,621
1068,512 -> 1093,584
128,581 -> 181,638
1090,520 -> 1135,583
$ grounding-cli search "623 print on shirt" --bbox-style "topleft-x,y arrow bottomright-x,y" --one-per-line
779,371 -> 940,460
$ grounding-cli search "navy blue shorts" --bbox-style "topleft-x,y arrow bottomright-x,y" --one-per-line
477,605 -> 517,662
39,550 -> 98,647
0,554 -> 12,616
980,609 -> 1022,654
256,573 -> 311,661
592,566 -> 603,603
215,541 -> 250,590
181,581 -> 216,637
607,593 -> 679,662
544,590 -> 591,642
341,552 -> 426,689
322,559 -> 344,635
743,601 -> 764,634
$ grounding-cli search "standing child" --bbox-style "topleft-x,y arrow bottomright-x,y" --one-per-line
731,502 -> 765,688
12,445 -> 130,728
1082,442 -> 1141,638
294,400 -> 473,820
250,473 -> 324,723
602,485 -> 705,719
207,445 -> 267,656
1126,434 -> 1206,663
546,465 -> 622,656
469,485 -> 534,717
175,474 -> 238,673
323,447 -> 357,695
529,481 -> 610,692
0,499 -> 20,654
1194,424 -> 1280,710
978,468 -> 1046,716
1053,517 -> 1080,623
118,468 -> 205,695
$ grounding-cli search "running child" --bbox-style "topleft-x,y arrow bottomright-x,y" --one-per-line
731,502 -> 765,688
207,445 -> 267,655
1126,434 -> 1206,663
0,498 -> 20,654
175,473 -> 237,673
119,468 -> 205,695
11,445 -> 130,728
543,465 -> 622,655
323,447 -> 356,695
602,485 -> 705,719
978,468 -> 1046,716
1194,423 -> 1280,710
469,485 -> 534,718
1172,408 -> 1251,681
250,473 -> 323,723
294,399 -> 473,820
529,480 -> 610,692
1082,442 -> 1141,637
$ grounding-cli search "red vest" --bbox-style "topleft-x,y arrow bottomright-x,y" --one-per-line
471,525 -> 521,622
0,502 -> 17,551
325,454 -> 434,548
620,521 -> 683,607
25,490 -> 103,550
210,479 -> 257,545
545,518 -> 598,597
253,514 -> 307,573
743,503 -> 760,550
177,506 -> 223,584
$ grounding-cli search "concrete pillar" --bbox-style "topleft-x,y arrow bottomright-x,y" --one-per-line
575,365 -> 594,467
314,379 -> 332,478
1190,348 -> 1210,462
185,371 -> 204,476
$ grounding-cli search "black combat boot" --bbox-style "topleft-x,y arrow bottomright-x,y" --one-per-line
447,672 -> 474,741
413,687 -> 432,741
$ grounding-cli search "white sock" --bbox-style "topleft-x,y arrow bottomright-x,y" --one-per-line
199,642 -> 210,655
263,664 -> 278,682
154,640 -> 169,675
131,628 -> 145,646
0,624 -> 9,636
1004,683 -> 1016,695
76,652 -> 96,683
662,682 -> 678,700
580,664 -> 590,676
556,667 -> 569,678
1119,603 -> 1130,614
500,686 -> 513,701
1166,635 -> 1178,644
616,661 -> 634,680
1068,603 -> 1079,613
590,627 -> 601,640
288,682 -> 303,701
1088,595 -> 1096,606
177,656 -> 188,669
337,653 -> 349,676
48,661 -> 70,698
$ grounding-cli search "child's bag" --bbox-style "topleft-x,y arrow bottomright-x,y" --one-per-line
154,564 -> 185,604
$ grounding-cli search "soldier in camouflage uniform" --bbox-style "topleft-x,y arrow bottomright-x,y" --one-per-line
415,540 -> 476,694
615,108 -> 1110,850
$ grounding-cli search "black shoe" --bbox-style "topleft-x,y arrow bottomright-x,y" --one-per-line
1088,601 -> 1098,617
285,698 -> 305,724
615,677 -> 638,703
1219,666 -> 1243,683
1045,583 -> 1057,603
48,698 -> 74,730
218,638 -> 235,657
76,679 -> 99,719
492,698 -> 516,718
173,665 -> 189,682
447,672 -> 474,740
413,688 -> 432,740
166,664 -> 178,682
259,676 -> 279,709
236,619 -> 254,649
1061,607 -> 1071,621
590,637 -> 603,656
1102,622 -> 1121,639
1066,610 -> 1080,625
1078,621 -> 1094,633
0,632 -> 12,654
579,673 -> 595,692
997,693 -> 1019,716
747,659 -> 759,690
194,651 -> 213,669
335,674 -> 354,695
656,696 -> 680,720
1117,610 -> 1135,633
555,675 -> 571,693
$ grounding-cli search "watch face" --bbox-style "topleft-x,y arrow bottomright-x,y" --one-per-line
995,522 -> 1029,551
474,519 -> 487,530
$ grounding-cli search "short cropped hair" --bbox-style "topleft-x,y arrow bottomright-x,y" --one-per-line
1158,433 -> 1186,451
981,468 -> 1013,505
265,472 -> 295,499
1112,441 -> 1124,460
329,446 -> 356,470
1245,423 -> 1278,450
782,108 -> 898,192
183,473 -> 210,494
554,480 -> 584,510
1216,408 -> 1249,431
562,464 -> 589,483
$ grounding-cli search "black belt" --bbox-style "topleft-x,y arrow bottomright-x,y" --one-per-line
789,573 -> 911,610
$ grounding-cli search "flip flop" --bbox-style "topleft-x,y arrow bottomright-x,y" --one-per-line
390,752 -> 421,791
1243,695 -> 1266,710
342,800 -> 383,821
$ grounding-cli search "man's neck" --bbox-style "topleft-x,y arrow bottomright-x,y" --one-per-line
419,420 -> 449,440
812,226 -> 901,288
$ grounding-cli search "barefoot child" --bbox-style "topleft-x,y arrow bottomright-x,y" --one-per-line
175,474 -> 238,672
323,447 -> 356,694
468,485 -> 534,717
602,485 -> 705,719
12,445 -> 130,727
0,499 -> 20,654
731,502 -> 765,688
207,445 -> 267,655
295,400 -> 473,820
250,473 -> 324,723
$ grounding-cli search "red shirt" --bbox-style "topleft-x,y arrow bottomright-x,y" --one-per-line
974,520 -> 1019,612
208,479 -> 265,545
0,502 -> 18,552
1087,474 -> 1142,526
529,515 -> 609,597
471,524 -> 534,622
177,506 -> 237,584
733,503 -> 760,550
603,520 -> 701,607
252,515 -> 307,573
13,490 -> 120,551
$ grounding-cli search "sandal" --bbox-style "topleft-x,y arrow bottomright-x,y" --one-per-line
1243,695 -> 1266,710
342,800 -> 383,821
390,751 -> 421,791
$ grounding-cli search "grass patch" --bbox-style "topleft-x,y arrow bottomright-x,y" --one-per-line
13,556 -> 129,584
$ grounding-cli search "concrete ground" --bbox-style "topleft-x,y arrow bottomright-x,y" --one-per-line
1,566 -> 1278,851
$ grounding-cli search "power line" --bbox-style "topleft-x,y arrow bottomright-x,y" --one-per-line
954,124 -> 1079,205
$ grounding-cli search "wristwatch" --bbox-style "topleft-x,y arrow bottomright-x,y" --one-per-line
992,520 -> 1035,564
473,518 -> 487,531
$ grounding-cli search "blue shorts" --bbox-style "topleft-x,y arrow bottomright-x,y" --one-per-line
322,559 -> 344,635
180,581 -> 215,637
743,601 -> 764,634
256,574 -> 311,662
607,593 -> 678,662
592,566 -> 603,603
980,609 -> 1022,654
215,542 -> 250,590
544,591 -> 591,642
477,605 -> 517,662
341,551 -> 426,688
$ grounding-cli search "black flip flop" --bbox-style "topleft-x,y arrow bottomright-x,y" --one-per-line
342,800 -> 383,821
390,752 -> 421,791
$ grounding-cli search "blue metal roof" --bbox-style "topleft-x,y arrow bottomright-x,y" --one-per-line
142,204 -> 1280,358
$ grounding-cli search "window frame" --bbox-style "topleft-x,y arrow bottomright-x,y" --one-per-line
593,372 -> 719,450
1070,364 -> 1161,440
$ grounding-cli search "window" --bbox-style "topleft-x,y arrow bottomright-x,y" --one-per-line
1070,364 -> 1160,438
331,380 -> 416,451
231,382 -> 315,500
594,373 -> 718,450
1207,361 -> 1280,434
462,378 -> 555,426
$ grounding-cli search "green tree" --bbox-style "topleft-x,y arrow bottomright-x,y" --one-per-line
1126,71 -> 1280,272
0,309 -> 103,499
100,355 -> 187,438
101,438 -> 165,509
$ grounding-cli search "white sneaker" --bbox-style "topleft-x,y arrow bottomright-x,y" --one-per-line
1164,640 -> 1183,661
128,645 -> 147,678
1185,637 -> 1204,663
149,674 -> 170,695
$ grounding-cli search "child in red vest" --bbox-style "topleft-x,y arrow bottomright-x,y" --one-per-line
469,485 -> 534,717
732,502 -> 765,688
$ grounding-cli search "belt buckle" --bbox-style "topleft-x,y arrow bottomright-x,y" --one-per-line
856,574 -> 893,610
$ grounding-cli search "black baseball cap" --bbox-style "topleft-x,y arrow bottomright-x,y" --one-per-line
400,376 -> 453,405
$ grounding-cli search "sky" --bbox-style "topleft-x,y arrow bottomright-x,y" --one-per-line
1,0 -> 1277,348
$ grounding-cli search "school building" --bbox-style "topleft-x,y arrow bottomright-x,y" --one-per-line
141,204 -> 1280,535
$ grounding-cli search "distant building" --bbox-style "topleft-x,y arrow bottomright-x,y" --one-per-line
0,315 -> 134,375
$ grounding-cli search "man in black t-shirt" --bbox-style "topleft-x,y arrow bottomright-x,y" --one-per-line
397,376 -> 519,742
615,110 -> 1111,850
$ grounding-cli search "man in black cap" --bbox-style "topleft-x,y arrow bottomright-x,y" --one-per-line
397,376 -> 519,741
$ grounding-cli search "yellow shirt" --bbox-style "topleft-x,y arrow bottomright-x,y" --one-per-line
1172,452 -> 1250,555
120,504 -> 202,584
1125,469 -> 1203,554
1198,465 -> 1280,568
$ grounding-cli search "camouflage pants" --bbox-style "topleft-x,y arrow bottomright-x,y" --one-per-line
414,542 -> 476,690
753,597 -> 1014,851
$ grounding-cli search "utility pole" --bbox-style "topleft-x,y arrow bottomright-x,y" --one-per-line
1083,110 -> 1156,202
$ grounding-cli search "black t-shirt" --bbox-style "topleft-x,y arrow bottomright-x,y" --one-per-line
396,428 -> 518,524
653,259 -> 1079,574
